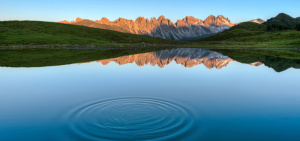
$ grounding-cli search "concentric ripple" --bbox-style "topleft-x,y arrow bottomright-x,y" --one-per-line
68,98 -> 196,141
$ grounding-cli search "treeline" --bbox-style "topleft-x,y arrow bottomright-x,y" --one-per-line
267,24 -> 300,31
297,24 -> 300,31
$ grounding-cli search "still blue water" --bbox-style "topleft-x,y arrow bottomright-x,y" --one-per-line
0,48 -> 300,141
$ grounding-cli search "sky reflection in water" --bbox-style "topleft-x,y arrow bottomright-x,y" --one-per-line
0,48 -> 300,141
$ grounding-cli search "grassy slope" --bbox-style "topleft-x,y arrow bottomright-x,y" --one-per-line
192,22 -> 300,47
0,21 -> 181,46
0,48 -> 165,67
74,20 -> 132,34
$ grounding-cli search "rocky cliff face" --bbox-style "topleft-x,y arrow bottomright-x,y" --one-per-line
79,48 -> 234,69
59,15 -> 234,41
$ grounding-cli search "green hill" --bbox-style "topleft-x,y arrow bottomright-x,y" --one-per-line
264,13 -> 300,29
196,22 -> 267,42
0,21 -> 181,47
192,21 -> 300,47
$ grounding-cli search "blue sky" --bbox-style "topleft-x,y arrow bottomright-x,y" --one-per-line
1,0 -> 299,23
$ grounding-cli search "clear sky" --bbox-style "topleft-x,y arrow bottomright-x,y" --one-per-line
1,0 -> 299,24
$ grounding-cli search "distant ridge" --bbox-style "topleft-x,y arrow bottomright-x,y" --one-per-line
59,15 -> 234,41
235,18 -> 265,25
249,18 -> 265,24
264,13 -> 300,28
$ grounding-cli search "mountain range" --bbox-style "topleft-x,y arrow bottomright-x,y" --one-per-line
59,15 -> 234,41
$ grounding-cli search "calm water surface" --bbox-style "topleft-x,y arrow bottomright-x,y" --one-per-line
0,48 -> 300,141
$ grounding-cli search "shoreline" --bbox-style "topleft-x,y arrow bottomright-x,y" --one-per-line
0,45 -> 300,50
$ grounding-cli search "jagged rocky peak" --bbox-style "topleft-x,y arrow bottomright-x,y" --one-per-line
135,16 -> 150,25
217,15 -> 226,19
176,20 -> 187,27
116,17 -> 126,22
59,20 -> 69,24
94,17 -> 110,24
204,15 -> 234,27
183,16 -> 203,25
135,16 -> 145,22
101,17 -> 110,24
204,15 -> 215,25
158,15 -> 166,21
157,15 -> 173,25
150,17 -> 157,23
75,17 -> 83,22
59,17 -> 83,24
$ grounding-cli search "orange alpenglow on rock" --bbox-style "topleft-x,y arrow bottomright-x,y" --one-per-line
86,52 -> 233,69
59,15 -> 234,41
58,17 -> 83,24
74,17 -> 83,23
77,48 -> 235,69
250,62 -> 264,66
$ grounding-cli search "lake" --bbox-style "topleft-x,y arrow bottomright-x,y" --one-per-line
0,48 -> 300,141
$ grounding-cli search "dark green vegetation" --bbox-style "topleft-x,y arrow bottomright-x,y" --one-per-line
264,13 -> 300,30
0,21 -> 181,46
196,22 -> 267,42
213,49 -> 300,72
296,24 -> 300,31
193,22 -> 300,47
193,13 -> 300,47
0,48 -> 164,67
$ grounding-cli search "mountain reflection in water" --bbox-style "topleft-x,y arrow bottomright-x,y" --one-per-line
78,48 -> 264,70
1,48 -> 300,141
